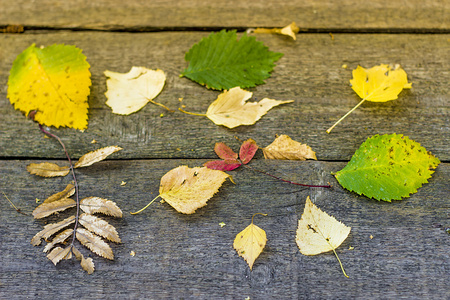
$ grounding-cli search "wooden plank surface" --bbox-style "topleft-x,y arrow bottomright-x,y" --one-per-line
1,159 -> 449,299
1,32 -> 448,160
1,0 -> 448,31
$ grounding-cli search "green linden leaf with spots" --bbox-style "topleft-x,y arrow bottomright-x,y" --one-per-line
181,30 -> 283,90
334,134 -> 440,201
7,44 -> 91,130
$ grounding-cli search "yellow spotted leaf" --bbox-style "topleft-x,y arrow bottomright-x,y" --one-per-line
233,214 -> 267,270
104,67 -> 167,115
263,134 -> 317,160
327,64 -> 411,133
7,44 -> 91,129
296,196 -> 351,277
180,87 -> 293,128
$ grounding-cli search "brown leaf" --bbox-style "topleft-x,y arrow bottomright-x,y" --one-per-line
72,247 -> 95,274
80,197 -> 123,217
263,135 -> 317,160
79,213 -> 121,243
27,162 -> 70,177
46,246 -> 72,265
76,228 -> 114,260
31,216 -> 76,246
74,146 -> 122,168
44,184 -> 75,203
32,198 -> 76,219
43,229 -> 74,253
159,166 -> 232,214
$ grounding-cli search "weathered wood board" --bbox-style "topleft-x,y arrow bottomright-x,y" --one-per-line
1,0 -> 448,31
1,32 -> 448,160
1,160 -> 449,299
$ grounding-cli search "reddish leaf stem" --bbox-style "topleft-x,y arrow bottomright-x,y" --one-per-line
38,124 -> 81,248
241,164 -> 331,188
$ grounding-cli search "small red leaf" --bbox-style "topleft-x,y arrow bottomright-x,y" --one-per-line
204,160 -> 242,171
239,139 -> 258,164
214,142 -> 238,160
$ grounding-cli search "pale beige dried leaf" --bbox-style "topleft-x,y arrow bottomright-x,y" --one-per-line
76,228 -> 114,260
233,222 -> 267,270
32,198 -> 76,219
31,216 -> 76,246
26,162 -> 69,177
43,229 -> 74,253
159,166 -> 232,214
72,247 -> 95,274
74,146 -> 122,168
79,213 -> 121,243
44,184 -> 75,203
105,67 -> 166,115
296,196 -> 351,255
279,22 -> 300,40
263,135 -> 317,160
206,87 -> 293,128
80,197 -> 123,217
46,246 -> 72,265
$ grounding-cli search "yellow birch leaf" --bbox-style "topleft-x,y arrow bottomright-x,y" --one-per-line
206,87 -> 293,129
27,162 -> 70,177
159,166 -> 232,214
104,67 -> 166,115
296,196 -> 351,277
263,134 -> 317,160
327,64 -> 411,133
233,214 -> 267,270
74,146 -> 122,168
7,44 -> 91,129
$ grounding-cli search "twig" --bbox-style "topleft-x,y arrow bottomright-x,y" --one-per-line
2,191 -> 29,215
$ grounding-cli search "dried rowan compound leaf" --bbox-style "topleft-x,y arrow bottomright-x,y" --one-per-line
159,166 -> 232,214
76,228 -> 114,260
296,197 -> 351,255
44,183 -> 75,203
263,135 -> 317,160
26,162 -> 69,177
233,216 -> 267,270
181,30 -> 283,90
350,64 -> 412,102
47,246 -> 72,265
203,159 -> 242,171
7,44 -> 91,129
334,134 -> 440,201
74,146 -> 122,168
327,64 -> 412,133
214,142 -> 238,160
31,215 -> 76,246
80,197 -> 123,217
206,87 -> 293,128
32,198 -> 76,219
254,22 -> 300,40
79,213 -> 121,243
239,139 -> 258,164
72,246 -> 95,274
104,67 -> 166,115
43,229 -> 74,253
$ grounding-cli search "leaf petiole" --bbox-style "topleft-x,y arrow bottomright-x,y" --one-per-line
326,98 -> 367,133
130,195 -> 161,215
178,108 -> 207,116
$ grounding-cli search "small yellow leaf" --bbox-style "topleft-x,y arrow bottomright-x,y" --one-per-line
206,87 -> 293,128
350,64 -> 412,102
104,67 -> 166,115
263,134 -> 317,160
254,22 -> 300,40
27,162 -> 69,177
74,146 -> 122,168
219,222 -> 226,228
233,216 -> 267,270
159,166 -> 232,214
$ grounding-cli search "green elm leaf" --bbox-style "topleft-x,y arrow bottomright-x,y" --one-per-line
181,30 -> 283,90
335,134 -> 440,201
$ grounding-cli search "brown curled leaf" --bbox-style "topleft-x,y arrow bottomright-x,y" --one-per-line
27,162 -> 70,177
31,215 -> 76,246
44,183 -> 75,203
32,198 -> 76,219
80,197 -> 123,217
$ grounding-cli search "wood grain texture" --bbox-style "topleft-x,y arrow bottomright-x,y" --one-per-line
1,159 -> 448,299
1,32 -> 448,160
0,0 -> 448,30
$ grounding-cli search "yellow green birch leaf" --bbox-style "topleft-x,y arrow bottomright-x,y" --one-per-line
7,44 -> 91,130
